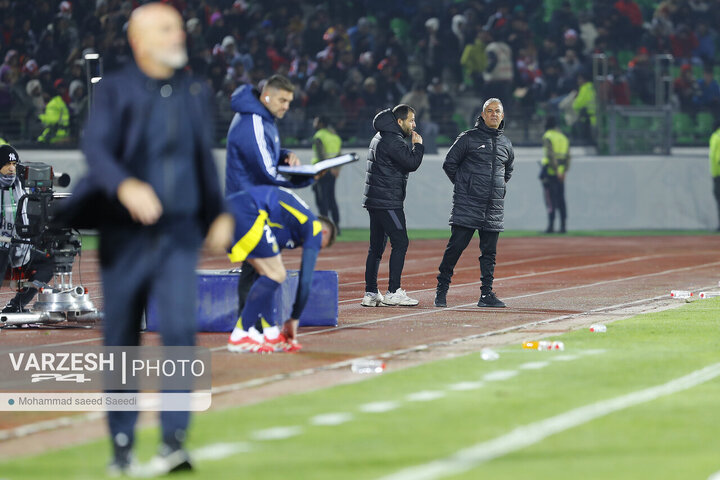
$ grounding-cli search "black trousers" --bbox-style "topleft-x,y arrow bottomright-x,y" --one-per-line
437,225 -> 499,294
313,173 -> 340,230
0,247 -> 55,308
236,261 -> 262,330
543,176 -> 566,229
714,176 -> 720,228
364,208 -> 408,293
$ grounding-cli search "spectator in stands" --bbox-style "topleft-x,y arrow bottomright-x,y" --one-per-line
627,47 -> 655,105
670,24 -> 699,62
692,67 -> 720,114
428,77 -> 456,137
561,28 -> 584,60
549,1 -> 580,44
401,82 -> 438,154
578,12 -> 598,56
483,30 -> 513,106
460,29 -> 488,93
571,71 -> 596,141
37,79 -> 69,144
311,115 -> 342,232
673,64 -> 699,112
418,17 -> 443,82
693,22 -> 716,65
614,0 -> 644,43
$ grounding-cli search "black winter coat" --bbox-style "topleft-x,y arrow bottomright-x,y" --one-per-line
443,116 -> 514,231
362,109 -> 424,210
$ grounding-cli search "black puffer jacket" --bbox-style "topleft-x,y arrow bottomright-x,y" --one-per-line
443,116 -> 514,231
362,109 -> 424,210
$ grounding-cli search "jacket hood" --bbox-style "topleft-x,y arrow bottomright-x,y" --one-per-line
474,115 -> 505,135
231,84 -> 273,120
373,108 -> 405,136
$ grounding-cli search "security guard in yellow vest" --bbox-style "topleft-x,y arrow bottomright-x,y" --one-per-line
311,115 -> 342,232
540,116 -> 570,233
38,79 -> 70,144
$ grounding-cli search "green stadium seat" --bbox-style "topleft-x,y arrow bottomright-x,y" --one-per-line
696,112 -> 714,137
617,49 -> 634,68
452,113 -> 469,132
672,113 -> 694,144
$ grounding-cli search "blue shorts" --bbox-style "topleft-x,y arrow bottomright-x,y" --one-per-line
228,207 -> 280,262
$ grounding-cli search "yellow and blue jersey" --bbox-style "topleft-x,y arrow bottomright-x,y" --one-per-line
267,188 -> 322,252
226,186 -> 280,262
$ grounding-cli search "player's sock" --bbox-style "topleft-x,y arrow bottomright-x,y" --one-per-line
239,275 -> 281,331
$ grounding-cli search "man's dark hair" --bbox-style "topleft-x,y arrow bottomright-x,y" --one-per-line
392,104 -> 415,121
317,215 -> 337,248
264,74 -> 295,93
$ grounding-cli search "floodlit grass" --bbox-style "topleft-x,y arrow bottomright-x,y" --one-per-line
2,299 -> 720,479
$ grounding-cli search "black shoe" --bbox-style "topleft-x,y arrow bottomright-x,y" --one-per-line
478,291 -> 506,308
2,301 -> 26,314
434,288 -> 447,307
544,226 -> 554,234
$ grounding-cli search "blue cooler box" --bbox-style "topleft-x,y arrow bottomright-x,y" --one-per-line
146,269 -> 338,332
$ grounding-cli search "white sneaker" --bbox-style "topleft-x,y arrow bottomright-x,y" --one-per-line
361,291 -> 384,307
381,288 -> 419,306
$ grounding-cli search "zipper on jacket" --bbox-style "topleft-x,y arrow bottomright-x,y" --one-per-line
484,136 -> 497,221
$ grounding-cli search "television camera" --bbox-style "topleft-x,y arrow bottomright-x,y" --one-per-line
0,162 -> 97,326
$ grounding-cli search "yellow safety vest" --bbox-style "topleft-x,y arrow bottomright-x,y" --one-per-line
312,128 -> 342,164
541,129 -> 570,176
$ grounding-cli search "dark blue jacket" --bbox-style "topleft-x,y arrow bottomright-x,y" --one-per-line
225,85 -> 312,195
67,63 -> 224,234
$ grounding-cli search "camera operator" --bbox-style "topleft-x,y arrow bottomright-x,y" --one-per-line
0,144 -> 54,313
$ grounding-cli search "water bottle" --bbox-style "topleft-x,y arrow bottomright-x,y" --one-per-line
351,359 -> 385,374
589,324 -> 607,332
670,290 -> 693,298
698,291 -> 720,299
480,348 -> 499,361
522,341 -> 552,350
551,341 -> 565,351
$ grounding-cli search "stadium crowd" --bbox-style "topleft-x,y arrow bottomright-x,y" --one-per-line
1,0 -> 720,146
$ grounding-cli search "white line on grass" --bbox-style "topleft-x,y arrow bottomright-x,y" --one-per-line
482,370 -> 518,381
519,361 -> 550,370
376,362 -> 720,480
707,470 -> 720,480
406,391 -> 447,402
192,442 -> 252,460
552,354 -> 580,362
447,381 -> 484,391
309,413 -> 354,426
359,401 -> 400,413
250,426 -> 303,441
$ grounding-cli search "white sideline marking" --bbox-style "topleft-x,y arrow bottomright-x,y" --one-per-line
519,361 -> 549,370
707,470 -> 720,480
552,354 -> 580,362
483,370 -> 518,381
406,391 -> 446,402
377,362 -> 720,480
448,381 -> 484,391
359,401 -> 400,413
192,442 -> 252,460
310,413 -> 354,426
250,426 -> 303,441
